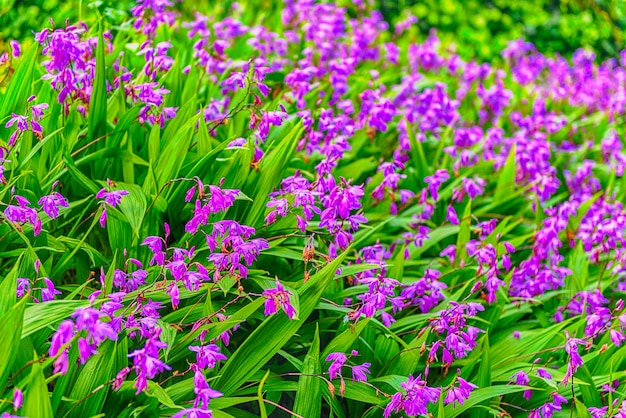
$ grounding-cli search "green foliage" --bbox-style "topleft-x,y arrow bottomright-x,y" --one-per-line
378,0 -> 626,60
0,1 -> 624,418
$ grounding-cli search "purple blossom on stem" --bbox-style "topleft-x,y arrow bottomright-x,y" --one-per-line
326,352 -> 347,380
263,279 -> 296,319
444,377 -> 477,407
189,344 -> 227,370
16,278 -> 30,298
350,362 -> 371,382
12,388 -> 22,410
38,186 -> 69,219
40,277 -> 62,302
384,374 -> 441,417
128,329 -> 171,394
562,332 -> 586,385
96,181 -> 129,228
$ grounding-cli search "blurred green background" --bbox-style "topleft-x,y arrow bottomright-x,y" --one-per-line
378,0 -> 625,60
0,0 -> 624,60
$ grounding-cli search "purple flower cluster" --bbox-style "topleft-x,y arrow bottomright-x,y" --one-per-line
49,306 -> 117,374
36,23 -> 109,115
5,96 -> 48,146
263,279 -> 296,319
427,302 -> 484,370
384,374 -> 440,417
326,350 -> 371,395
96,180 -> 129,228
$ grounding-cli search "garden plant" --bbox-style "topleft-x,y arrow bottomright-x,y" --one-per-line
0,0 -> 626,417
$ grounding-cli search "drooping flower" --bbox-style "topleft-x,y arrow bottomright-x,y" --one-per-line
262,279 -> 296,319
444,377 -> 477,407
384,374 -> 441,417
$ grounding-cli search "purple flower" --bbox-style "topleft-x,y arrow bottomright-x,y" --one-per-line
4,195 -> 41,235
446,205 -> 459,225
128,330 -> 171,394
40,277 -> 61,302
444,377 -> 477,407
13,388 -> 22,409
142,236 -> 166,266
16,278 -> 30,298
172,408 -> 213,418
562,332 -> 586,385
38,191 -> 69,219
384,374 -> 440,417
536,368 -> 552,379
9,40 -> 20,58
513,370 -> 532,400
326,352 -> 347,380
78,337 -> 98,364
424,170 -> 449,201
351,362 -> 371,382
96,183 -> 129,228
263,280 -> 296,319
96,188 -> 129,208
192,370 -> 223,410
49,320 -> 75,374
189,344 -> 228,370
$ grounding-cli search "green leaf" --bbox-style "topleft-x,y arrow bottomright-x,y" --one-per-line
574,398 -> 593,418
22,300 -> 90,338
21,351 -> 54,418
87,24 -> 108,143
146,381 -> 181,410
0,253 -> 22,316
0,45 -> 37,126
406,119 -> 429,181
576,364 -> 602,407
321,318 -> 371,359
293,324 -> 322,418
62,152 -> 100,195
470,333 -> 491,418
65,339 -> 118,417
213,250 -> 347,396
443,385 -> 536,417
153,100 -> 199,189
0,297 -> 27,393
116,183 -> 147,240
257,369 -> 271,418
243,121 -> 302,227
493,144 -> 516,204
455,199 -> 472,264
197,119 -> 213,155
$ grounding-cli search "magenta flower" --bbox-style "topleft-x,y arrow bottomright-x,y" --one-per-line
326,352 -> 347,380
263,279 -> 296,319
562,332 -> 586,385
96,183 -> 129,228
96,188 -> 129,207
192,370 -> 223,410
351,362 -> 371,382
13,388 -> 22,409
384,374 -> 441,417
446,205 -> 459,225
172,408 -> 213,418
128,331 -> 171,394
4,195 -> 41,236
38,190 -> 69,219
16,278 -> 30,298
9,40 -> 20,58
536,368 -> 552,379
40,277 -> 61,302
189,344 -> 228,370
444,377 -> 478,407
